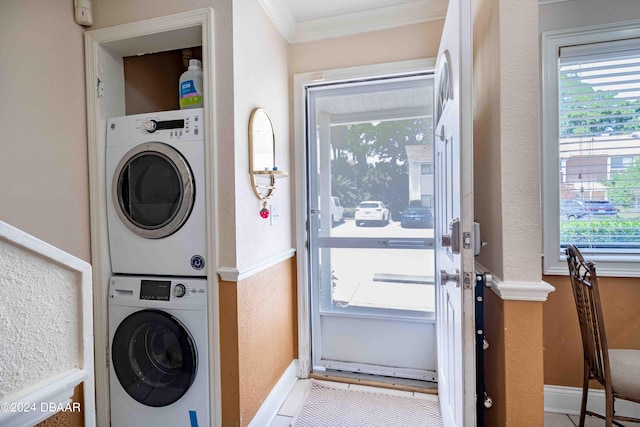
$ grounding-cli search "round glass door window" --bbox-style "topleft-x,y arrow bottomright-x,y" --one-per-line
111,309 -> 198,407
113,142 -> 195,239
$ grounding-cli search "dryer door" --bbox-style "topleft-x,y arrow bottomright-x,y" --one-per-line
111,309 -> 198,407
113,142 -> 195,239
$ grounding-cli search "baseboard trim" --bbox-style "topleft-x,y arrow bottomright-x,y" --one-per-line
248,360 -> 298,427
545,384 -> 640,418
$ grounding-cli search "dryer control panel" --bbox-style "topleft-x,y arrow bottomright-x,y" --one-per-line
136,112 -> 201,140
107,108 -> 204,147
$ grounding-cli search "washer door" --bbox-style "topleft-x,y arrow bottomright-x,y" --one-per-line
111,309 -> 198,407
113,142 -> 195,239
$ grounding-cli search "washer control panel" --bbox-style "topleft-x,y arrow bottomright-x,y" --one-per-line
109,276 -> 207,309
170,281 -> 206,299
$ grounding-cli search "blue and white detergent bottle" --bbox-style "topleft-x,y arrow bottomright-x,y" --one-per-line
179,59 -> 203,109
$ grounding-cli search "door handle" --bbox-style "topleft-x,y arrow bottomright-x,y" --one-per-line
440,269 -> 460,287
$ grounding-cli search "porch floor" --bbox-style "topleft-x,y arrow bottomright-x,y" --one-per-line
270,380 -> 640,426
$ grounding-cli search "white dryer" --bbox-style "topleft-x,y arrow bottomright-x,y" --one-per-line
106,109 -> 207,276
109,276 -> 209,427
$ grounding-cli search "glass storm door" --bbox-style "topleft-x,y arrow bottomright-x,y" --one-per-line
306,74 -> 437,381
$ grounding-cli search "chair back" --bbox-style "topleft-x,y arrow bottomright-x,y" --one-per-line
565,245 -> 611,386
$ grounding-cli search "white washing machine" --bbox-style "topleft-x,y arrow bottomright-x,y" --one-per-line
106,109 -> 207,276
109,276 -> 209,427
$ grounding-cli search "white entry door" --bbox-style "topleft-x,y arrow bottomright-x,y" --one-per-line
434,0 -> 476,426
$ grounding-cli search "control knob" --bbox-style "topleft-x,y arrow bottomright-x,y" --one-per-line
144,120 -> 157,133
174,283 -> 186,298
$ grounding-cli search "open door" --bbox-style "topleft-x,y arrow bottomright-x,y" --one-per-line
434,0 -> 476,426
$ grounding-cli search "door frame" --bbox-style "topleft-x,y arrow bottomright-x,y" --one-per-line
293,58 -> 436,378
84,9 -> 221,426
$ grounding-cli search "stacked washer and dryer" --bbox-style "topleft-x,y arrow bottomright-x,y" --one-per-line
106,109 -> 210,427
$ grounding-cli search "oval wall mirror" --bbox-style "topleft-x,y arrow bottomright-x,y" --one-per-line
249,108 -> 276,200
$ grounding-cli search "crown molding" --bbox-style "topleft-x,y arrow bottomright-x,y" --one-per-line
259,0 -> 581,44
292,0 -> 447,44
538,0 -> 579,5
259,0 -> 446,44
257,0 -> 296,42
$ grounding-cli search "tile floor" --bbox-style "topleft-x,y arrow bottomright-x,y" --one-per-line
545,411 -> 640,426
270,380 -> 640,427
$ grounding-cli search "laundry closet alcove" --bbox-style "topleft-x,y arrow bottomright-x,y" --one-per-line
83,8 -> 221,426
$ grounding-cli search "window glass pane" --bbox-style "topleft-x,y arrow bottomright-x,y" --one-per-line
421,163 -> 433,174
558,45 -> 640,252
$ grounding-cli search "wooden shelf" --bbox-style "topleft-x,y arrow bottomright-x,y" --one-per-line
252,170 -> 288,178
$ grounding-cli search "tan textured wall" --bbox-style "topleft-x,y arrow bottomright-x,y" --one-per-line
219,258 -> 297,427
290,21 -> 443,74
543,275 -> 640,387
504,300 -> 544,426
220,279 -> 241,424
484,292 -> 546,426
237,258 -> 296,426
36,385 -> 84,427
484,290 -> 506,426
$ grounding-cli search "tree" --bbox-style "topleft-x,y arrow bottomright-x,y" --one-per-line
330,118 -> 429,216
559,67 -> 640,137
603,159 -> 640,209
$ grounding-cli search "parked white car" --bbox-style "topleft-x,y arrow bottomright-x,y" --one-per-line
330,196 -> 344,225
318,196 -> 344,226
355,201 -> 390,227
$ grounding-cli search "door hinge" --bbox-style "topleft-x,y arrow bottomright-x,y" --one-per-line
97,78 -> 104,98
105,341 -> 110,368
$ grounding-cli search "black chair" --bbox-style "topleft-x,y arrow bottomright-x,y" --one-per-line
565,245 -> 640,427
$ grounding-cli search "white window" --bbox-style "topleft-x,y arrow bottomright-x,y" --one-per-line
542,22 -> 640,276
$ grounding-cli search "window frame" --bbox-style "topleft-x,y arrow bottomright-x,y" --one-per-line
542,19 -> 640,277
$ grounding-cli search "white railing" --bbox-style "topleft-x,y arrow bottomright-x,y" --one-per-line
0,221 -> 95,427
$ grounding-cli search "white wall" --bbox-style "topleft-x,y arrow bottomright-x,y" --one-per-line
0,238 -> 80,398
233,0 -> 292,268
540,0 -> 640,33
473,0 -> 541,283
0,0 -> 90,261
